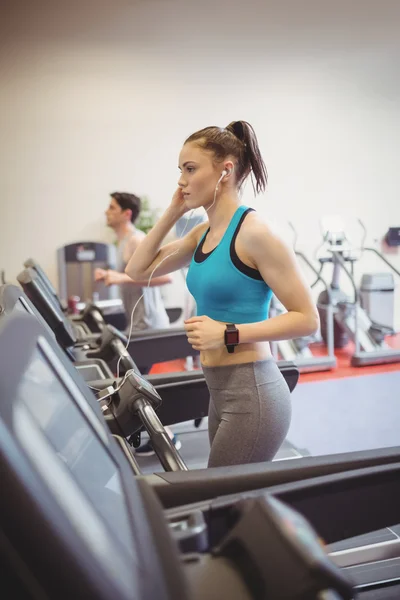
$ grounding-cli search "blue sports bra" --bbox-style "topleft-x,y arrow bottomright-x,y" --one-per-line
186,205 -> 273,324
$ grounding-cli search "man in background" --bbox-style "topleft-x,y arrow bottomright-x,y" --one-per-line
95,192 -> 181,455
95,192 -> 171,332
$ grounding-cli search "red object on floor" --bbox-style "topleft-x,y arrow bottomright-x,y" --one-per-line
150,359 -> 189,374
299,335 -> 400,384
149,334 -> 400,383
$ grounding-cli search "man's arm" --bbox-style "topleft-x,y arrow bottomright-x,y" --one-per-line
104,270 -> 172,287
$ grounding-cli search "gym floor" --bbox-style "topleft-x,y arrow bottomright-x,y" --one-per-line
137,334 -> 400,474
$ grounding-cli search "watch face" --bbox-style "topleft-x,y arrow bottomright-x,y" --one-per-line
225,330 -> 239,345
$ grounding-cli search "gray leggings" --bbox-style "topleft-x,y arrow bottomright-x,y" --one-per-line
202,359 -> 292,468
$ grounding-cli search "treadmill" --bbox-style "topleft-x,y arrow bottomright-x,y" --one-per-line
0,288 -> 298,462
7,277 -> 300,427
0,284 -> 116,383
20,261 -> 200,369
1,313 -> 400,598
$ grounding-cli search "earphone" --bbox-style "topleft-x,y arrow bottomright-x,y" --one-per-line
216,168 -> 230,190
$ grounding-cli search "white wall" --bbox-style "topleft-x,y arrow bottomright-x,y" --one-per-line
0,0 -> 399,324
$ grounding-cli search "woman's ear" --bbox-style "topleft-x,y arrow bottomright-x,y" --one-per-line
223,161 -> 234,178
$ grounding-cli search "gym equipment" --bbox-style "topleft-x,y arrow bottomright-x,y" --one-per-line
359,272 -> 395,331
25,257 -> 120,334
22,258 -> 197,345
0,284 -> 213,430
0,282 -> 299,435
17,266 -> 200,368
0,282 -> 115,383
98,367 -> 188,472
16,264 -> 301,393
0,312 -> 187,472
270,222 -> 336,373
0,295 -> 395,492
316,217 -> 400,367
17,267 -> 94,346
25,257 -> 66,310
0,351 -> 356,600
2,313 -> 400,598
385,226 -> 400,247
57,240 -> 119,303
166,459 -> 400,595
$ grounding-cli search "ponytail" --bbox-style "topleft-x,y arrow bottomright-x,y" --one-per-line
226,121 -> 268,195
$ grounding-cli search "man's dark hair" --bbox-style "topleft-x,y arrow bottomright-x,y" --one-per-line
110,192 -> 141,223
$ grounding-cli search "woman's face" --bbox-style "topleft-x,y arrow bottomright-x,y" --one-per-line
178,142 -> 225,209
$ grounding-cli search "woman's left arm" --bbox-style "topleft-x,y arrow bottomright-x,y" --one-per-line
238,220 -> 320,344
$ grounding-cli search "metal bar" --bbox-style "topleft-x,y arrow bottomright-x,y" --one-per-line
330,538 -> 400,568
137,400 -> 188,472
331,252 -> 361,355
363,247 -> 400,278
294,251 -> 336,363
294,251 -> 332,301
111,338 -> 138,374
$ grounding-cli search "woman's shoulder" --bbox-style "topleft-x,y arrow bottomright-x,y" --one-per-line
191,221 -> 210,245
240,209 -> 291,254
241,208 -> 274,239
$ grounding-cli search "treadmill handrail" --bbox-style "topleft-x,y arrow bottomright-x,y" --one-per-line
86,361 -> 299,393
135,399 -> 189,472
152,446 -> 400,509
164,461 -> 400,547
127,327 -> 188,341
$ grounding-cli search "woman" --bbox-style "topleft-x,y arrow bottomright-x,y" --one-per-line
126,121 -> 319,467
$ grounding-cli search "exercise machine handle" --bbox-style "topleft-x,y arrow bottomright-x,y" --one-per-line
111,336 -> 139,374
87,324 -> 140,374
103,372 -> 188,472
135,398 -> 188,472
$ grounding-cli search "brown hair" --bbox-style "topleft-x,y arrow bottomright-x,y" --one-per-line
185,120 -> 267,195
110,192 -> 141,223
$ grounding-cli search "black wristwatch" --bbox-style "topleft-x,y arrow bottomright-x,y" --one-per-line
224,323 -> 239,353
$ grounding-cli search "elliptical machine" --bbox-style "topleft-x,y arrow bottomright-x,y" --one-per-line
316,216 -> 400,367
270,222 -> 336,373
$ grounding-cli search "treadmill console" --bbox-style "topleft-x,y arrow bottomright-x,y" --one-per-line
103,370 -> 163,438
17,267 -> 77,347
122,369 -> 162,406
214,494 -> 354,600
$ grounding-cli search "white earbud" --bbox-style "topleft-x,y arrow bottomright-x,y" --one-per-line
216,170 -> 226,189
211,167 -> 232,210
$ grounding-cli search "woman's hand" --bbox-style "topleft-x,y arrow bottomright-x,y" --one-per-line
184,316 -> 226,351
169,187 -> 190,218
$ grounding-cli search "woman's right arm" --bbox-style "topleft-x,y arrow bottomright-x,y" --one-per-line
125,190 -> 207,280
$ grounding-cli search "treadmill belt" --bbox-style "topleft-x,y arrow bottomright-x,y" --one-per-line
346,557 -> 400,588
358,583 -> 400,599
329,528 -> 399,552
